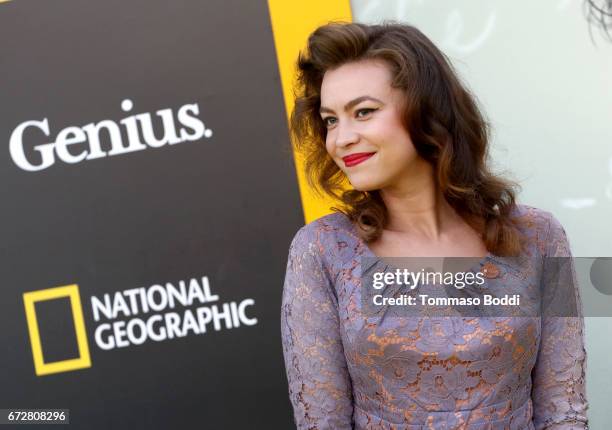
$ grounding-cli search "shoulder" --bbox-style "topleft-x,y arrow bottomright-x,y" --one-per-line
509,203 -> 569,256
290,211 -> 355,247
288,211 -> 362,269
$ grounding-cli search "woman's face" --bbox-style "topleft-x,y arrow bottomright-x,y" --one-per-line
320,59 -> 425,192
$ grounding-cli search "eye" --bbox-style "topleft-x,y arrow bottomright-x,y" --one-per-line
356,108 -> 376,118
322,116 -> 337,128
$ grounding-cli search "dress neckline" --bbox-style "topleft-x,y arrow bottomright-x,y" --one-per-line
345,217 -> 497,275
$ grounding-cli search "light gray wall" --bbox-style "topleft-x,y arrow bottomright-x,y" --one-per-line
351,0 -> 612,427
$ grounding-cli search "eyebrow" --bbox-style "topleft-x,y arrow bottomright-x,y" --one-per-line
319,96 -> 384,115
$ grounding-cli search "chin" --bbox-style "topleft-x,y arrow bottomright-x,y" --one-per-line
347,177 -> 383,192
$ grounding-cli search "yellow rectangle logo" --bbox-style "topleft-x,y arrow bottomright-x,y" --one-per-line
23,284 -> 91,376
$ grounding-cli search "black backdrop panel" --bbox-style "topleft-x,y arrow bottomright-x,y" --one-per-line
0,1 -> 302,428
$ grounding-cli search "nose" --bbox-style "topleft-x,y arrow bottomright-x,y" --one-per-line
334,121 -> 359,148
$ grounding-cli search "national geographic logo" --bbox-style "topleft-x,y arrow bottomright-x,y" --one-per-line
23,276 -> 258,376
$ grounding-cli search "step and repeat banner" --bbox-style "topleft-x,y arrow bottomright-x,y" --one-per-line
0,0 -> 340,428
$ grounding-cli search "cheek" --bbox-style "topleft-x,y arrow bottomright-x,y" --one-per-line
383,120 -> 415,154
367,113 -> 407,143
389,139 -> 417,164
375,131 -> 417,168
325,135 -> 335,157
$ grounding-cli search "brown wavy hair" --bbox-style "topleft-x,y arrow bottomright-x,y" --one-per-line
290,21 -> 524,256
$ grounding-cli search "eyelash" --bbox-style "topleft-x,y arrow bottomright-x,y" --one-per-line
323,108 -> 377,128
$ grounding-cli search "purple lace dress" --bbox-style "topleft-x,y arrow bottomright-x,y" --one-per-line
280,204 -> 588,429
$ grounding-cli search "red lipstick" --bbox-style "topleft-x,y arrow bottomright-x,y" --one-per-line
342,152 -> 375,167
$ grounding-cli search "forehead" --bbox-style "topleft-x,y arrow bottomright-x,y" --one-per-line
320,59 -> 393,106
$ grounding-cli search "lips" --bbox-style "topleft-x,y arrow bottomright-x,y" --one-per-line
342,152 -> 376,167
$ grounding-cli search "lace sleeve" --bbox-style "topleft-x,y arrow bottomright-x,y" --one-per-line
531,214 -> 589,429
280,227 -> 354,429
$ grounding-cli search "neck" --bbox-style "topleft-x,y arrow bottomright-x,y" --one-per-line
379,164 -> 460,239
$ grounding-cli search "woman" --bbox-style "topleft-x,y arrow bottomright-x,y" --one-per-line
281,22 -> 588,429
